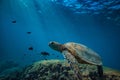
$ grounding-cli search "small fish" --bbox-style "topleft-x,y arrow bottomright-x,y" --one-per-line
27,32 -> 31,34
41,51 -> 50,56
28,46 -> 33,50
12,20 -> 16,23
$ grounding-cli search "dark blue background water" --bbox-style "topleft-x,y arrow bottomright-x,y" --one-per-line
0,0 -> 120,70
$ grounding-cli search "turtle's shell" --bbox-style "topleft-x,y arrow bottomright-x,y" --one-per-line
64,42 -> 102,66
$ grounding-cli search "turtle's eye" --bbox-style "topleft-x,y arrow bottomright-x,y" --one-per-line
51,42 -> 54,45
49,41 -> 55,46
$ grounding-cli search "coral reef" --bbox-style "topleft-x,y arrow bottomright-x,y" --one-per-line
21,60 -> 77,80
0,59 -> 120,80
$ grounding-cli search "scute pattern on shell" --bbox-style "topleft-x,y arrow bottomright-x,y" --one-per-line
64,42 -> 102,66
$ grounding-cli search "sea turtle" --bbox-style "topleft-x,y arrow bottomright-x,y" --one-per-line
49,41 -> 103,79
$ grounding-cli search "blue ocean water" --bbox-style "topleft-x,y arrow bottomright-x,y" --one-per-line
0,0 -> 120,72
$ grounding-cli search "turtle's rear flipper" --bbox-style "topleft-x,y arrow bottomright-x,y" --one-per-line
97,65 -> 103,78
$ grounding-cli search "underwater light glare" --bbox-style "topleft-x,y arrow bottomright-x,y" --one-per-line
19,0 -> 28,7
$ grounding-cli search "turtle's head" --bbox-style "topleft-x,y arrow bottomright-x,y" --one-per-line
49,41 -> 63,52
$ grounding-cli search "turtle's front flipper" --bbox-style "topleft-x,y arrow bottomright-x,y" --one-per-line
97,65 -> 103,78
62,50 -> 83,80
